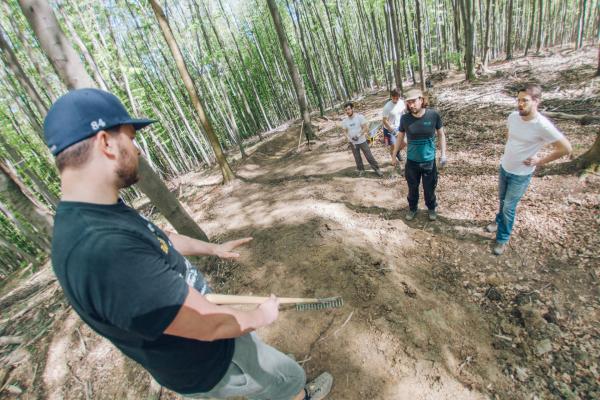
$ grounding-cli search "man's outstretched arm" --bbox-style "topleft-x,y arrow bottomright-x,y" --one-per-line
165,287 -> 279,341
167,232 -> 253,259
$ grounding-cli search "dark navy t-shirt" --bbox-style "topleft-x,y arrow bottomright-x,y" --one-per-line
399,109 -> 443,162
51,200 -> 234,394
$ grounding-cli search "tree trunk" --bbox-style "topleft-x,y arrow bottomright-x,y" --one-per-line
576,0 -> 588,49
535,0 -> 544,53
573,132 -> 600,171
266,0 -> 314,141
506,0 -> 514,60
19,0 -> 209,241
524,0 -> 536,55
387,0 -> 404,91
0,161 -> 53,249
0,22 -> 48,117
415,0 -> 426,91
320,0 -> 351,98
149,0 -> 235,184
290,0 -> 325,117
596,42 -> 600,76
482,0 -> 493,66
459,0 -> 476,80
17,0 -> 96,89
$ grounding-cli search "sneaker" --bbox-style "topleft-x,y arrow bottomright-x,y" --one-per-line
405,210 -> 417,221
493,242 -> 507,256
304,372 -> 333,400
374,169 -> 384,177
485,222 -> 498,233
357,170 -> 365,177
428,209 -> 437,221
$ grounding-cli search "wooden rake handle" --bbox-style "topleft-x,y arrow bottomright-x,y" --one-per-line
205,294 -> 321,305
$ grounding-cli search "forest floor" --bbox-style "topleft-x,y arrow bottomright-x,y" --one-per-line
1,46 -> 599,400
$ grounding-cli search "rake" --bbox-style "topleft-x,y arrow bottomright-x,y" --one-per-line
205,294 -> 343,311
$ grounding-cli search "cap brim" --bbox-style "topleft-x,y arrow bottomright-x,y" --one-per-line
126,118 -> 157,131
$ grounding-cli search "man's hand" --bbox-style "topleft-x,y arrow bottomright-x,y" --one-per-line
440,155 -> 448,168
213,237 -> 253,259
523,156 -> 540,167
257,294 -> 279,326
391,156 -> 398,167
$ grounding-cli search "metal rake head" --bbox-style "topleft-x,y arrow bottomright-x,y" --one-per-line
295,297 -> 344,311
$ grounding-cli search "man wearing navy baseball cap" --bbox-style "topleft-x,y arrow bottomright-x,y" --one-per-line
47,88 -> 332,400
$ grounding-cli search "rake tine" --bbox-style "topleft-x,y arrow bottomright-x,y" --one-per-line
295,297 -> 343,311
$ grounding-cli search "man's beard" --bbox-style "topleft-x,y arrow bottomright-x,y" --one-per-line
518,108 -> 530,116
116,148 -> 139,188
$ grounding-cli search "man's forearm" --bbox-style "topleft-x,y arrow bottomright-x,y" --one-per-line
538,148 -> 570,166
538,140 -> 572,166
438,130 -> 447,157
165,288 -> 274,341
167,232 -> 217,257
382,118 -> 393,131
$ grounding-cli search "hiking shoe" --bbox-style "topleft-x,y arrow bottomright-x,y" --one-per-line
428,209 -> 437,221
374,169 -> 384,177
493,242 -> 507,256
304,372 -> 333,400
485,222 -> 498,233
405,210 -> 417,221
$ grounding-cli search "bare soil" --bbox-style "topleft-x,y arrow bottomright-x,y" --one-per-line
1,46 -> 599,400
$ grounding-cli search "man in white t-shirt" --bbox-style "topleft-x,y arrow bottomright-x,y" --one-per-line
486,84 -> 572,255
382,88 -> 406,165
341,102 -> 383,177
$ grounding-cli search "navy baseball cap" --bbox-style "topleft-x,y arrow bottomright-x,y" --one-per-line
43,88 -> 156,155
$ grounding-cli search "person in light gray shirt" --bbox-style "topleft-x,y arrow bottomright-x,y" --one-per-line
341,102 -> 383,177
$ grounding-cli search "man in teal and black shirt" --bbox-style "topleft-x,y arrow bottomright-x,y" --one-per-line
392,89 -> 447,221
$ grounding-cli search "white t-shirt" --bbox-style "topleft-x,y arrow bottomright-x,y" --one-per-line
382,99 -> 406,130
341,113 -> 367,144
501,111 -> 565,175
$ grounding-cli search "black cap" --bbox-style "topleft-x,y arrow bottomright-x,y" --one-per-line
43,88 -> 156,155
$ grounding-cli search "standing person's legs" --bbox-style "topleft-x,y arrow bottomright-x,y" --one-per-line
495,167 -> 532,244
358,142 -> 381,173
383,128 -> 402,162
405,160 -> 421,212
350,143 -> 364,171
185,333 -> 306,400
421,160 -> 438,211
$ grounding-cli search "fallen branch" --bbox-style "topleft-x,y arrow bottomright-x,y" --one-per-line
0,336 -> 23,346
0,265 -> 55,310
543,111 -> 600,125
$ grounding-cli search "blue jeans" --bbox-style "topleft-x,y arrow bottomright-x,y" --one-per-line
495,166 -> 532,244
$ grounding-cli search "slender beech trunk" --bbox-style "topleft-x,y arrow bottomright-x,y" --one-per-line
266,0 -> 314,141
0,22 -> 48,117
506,0 -> 514,59
387,0 -> 403,91
535,0 -> 544,52
415,0 -> 426,91
149,0 -> 235,184
459,0 -> 476,80
483,0 -> 493,66
525,0 -> 536,55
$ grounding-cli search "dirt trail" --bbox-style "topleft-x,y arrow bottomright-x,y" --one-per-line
1,47 -> 598,400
